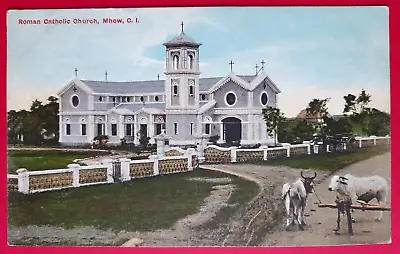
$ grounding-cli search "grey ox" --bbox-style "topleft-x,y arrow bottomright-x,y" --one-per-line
282,171 -> 316,231
328,173 -> 389,221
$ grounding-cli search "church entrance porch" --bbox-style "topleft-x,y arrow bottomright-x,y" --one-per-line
222,117 -> 242,144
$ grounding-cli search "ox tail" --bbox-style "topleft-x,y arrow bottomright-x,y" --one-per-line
282,183 -> 291,200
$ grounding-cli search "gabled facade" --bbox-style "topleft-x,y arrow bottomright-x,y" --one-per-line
57,24 -> 282,147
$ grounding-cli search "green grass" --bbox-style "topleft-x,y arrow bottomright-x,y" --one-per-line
254,146 -> 390,172
7,168 -> 258,235
7,150 -> 111,174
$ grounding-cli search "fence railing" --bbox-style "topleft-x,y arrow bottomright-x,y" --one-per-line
7,136 -> 389,194
203,136 -> 390,164
9,148 -> 197,194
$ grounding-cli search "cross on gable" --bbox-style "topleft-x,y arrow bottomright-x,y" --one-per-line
255,64 -> 259,75
74,68 -> 78,76
181,22 -> 184,33
229,60 -> 234,71
157,74 -> 160,80
72,85 -> 77,93
261,60 -> 266,70
105,71 -> 108,81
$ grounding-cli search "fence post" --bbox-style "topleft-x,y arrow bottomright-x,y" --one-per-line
262,146 -> 268,161
343,143 -> 347,150
102,159 -> 114,183
68,164 -> 81,188
326,144 -> 330,153
371,136 -> 377,146
16,168 -> 29,194
231,147 -> 237,163
149,155 -> 159,176
120,158 -> 131,182
281,143 -> 290,157
314,145 -> 319,154
187,148 -> 196,171
358,138 -> 362,148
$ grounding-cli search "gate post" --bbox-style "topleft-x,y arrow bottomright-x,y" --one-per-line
68,164 -> 81,187
102,159 -> 114,183
120,158 -> 131,182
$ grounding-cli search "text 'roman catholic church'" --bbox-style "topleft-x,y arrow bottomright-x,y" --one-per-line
57,22 -> 281,147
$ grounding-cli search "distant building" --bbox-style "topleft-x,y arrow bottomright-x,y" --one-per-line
295,109 -> 332,123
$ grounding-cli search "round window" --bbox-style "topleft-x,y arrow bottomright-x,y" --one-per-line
155,96 -> 159,102
99,96 -> 102,102
72,95 -> 79,107
226,92 -> 236,106
201,94 -> 206,100
261,93 -> 268,106
140,96 -> 144,102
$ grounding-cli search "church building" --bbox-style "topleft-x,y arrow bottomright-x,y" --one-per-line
57,23 -> 281,147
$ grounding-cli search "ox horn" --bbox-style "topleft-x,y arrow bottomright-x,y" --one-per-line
301,170 -> 306,179
311,171 -> 317,179
339,176 -> 348,181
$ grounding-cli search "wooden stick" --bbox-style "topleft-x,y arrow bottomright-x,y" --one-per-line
318,203 -> 390,211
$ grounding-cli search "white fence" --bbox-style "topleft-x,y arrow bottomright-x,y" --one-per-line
8,149 -> 197,194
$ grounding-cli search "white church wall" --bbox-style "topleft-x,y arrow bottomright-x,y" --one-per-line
213,81 -> 248,108
251,83 -> 276,108
61,85 -> 90,112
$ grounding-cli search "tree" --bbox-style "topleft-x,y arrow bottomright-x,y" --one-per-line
292,120 -> 314,142
306,97 -> 330,133
362,108 -> 390,136
262,106 -> 286,146
343,89 -> 373,135
322,117 -> 353,136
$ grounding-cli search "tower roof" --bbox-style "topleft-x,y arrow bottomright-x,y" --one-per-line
163,32 -> 202,47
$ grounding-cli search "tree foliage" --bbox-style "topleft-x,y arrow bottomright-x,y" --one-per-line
7,96 -> 59,145
306,97 -> 330,132
262,106 -> 286,146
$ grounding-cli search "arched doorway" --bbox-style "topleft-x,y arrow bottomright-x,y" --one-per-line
222,117 -> 242,144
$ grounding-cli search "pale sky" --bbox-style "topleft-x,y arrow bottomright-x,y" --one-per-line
7,6 -> 390,117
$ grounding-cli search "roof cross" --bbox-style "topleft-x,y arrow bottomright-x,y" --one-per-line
74,68 -> 78,76
255,64 -> 259,75
105,71 -> 108,81
157,74 -> 160,80
261,60 -> 266,71
181,22 -> 184,33
229,60 -> 234,72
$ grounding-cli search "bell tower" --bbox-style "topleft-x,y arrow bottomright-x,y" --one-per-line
163,22 -> 202,110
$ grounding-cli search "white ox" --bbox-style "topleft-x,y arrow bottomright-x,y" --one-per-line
328,173 -> 389,221
282,171 -> 316,231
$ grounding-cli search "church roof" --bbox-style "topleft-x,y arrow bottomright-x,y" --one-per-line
80,75 -> 256,94
114,103 -> 166,114
163,32 -> 201,47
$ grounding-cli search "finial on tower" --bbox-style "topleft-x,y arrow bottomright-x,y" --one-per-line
157,74 -> 160,80
181,21 -> 184,33
105,71 -> 108,81
74,68 -> 78,76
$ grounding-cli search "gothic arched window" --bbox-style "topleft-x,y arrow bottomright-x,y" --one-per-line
173,55 -> 179,70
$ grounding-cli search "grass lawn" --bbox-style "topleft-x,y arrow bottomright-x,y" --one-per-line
7,168 -> 259,237
7,150 -> 111,174
253,146 -> 390,172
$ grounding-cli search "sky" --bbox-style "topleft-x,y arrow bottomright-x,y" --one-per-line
7,6 -> 389,117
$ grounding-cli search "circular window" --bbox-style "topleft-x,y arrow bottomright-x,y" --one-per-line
72,95 -> 79,107
140,96 -> 144,102
99,96 -> 102,102
225,92 -> 236,106
155,96 -> 159,102
261,92 -> 268,106
201,94 -> 206,100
